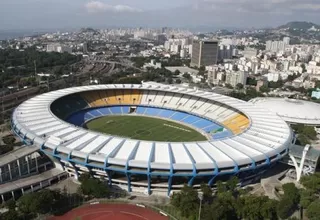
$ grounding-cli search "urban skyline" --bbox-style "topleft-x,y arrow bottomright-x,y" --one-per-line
0,0 -> 320,30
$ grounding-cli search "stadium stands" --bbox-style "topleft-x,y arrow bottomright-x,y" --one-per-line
53,89 -> 251,136
66,105 -> 227,138
51,94 -> 89,119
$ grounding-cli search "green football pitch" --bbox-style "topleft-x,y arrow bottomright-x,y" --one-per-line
85,115 -> 208,142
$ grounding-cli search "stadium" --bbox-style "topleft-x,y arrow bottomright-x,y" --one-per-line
11,83 -> 294,195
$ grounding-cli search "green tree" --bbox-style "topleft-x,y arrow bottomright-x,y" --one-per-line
300,189 -> 317,208
283,183 -> 300,205
238,195 -> 277,220
236,83 -> 244,90
300,173 -> 320,192
306,200 -> 320,220
202,194 -> 238,220
200,183 -> 213,204
277,197 -> 294,219
171,184 -> 199,218
79,177 -> 109,198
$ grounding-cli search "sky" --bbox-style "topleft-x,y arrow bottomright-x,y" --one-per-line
0,0 -> 320,31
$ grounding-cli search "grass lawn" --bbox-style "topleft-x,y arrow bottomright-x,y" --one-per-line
85,115 -> 207,142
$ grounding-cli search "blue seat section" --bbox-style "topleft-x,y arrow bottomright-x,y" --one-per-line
212,130 -> 233,139
109,106 -> 122,114
193,119 -> 215,130
181,115 -> 200,124
170,112 -> 189,121
136,107 -> 145,114
158,109 -> 176,118
122,106 -> 130,114
202,123 -> 222,133
98,108 -> 111,115
66,111 -> 86,126
88,109 -> 102,117
144,107 -> 161,116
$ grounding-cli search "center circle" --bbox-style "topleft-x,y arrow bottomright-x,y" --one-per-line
135,129 -> 151,136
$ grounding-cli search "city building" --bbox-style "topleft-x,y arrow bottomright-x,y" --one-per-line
46,43 -> 72,53
243,48 -> 258,59
312,89 -> 320,99
226,71 -> 248,87
191,40 -> 219,68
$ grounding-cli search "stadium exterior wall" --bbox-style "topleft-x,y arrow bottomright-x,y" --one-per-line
11,84 -> 294,195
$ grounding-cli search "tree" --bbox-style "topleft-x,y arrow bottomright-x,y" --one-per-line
174,69 -> 180,75
202,194 -> 238,220
277,197 -> 294,219
282,183 -> 300,205
182,73 -> 191,80
175,79 -> 181,84
306,200 -> 320,220
300,189 -> 317,208
300,173 -> 320,192
167,77 -> 173,84
200,183 -> 213,204
259,86 -> 270,93
79,177 -> 110,198
171,184 -> 199,218
236,83 -> 244,90
237,195 -> 277,220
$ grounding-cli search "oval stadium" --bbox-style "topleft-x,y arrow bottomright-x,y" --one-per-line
11,83 -> 294,195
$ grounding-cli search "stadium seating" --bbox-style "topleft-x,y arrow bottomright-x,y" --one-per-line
51,94 -> 89,119
109,106 -> 122,114
170,112 -> 189,121
136,107 -> 146,114
157,109 -> 176,118
223,113 -> 250,135
212,130 -> 233,139
144,107 -> 162,116
59,89 -> 244,139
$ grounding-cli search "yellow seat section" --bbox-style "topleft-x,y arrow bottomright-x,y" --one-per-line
91,92 -> 105,107
80,92 -> 97,107
98,90 -> 109,105
122,90 -> 132,104
223,113 -> 250,135
131,89 -> 142,105
81,89 -> 143,107
105,90 -> 120,105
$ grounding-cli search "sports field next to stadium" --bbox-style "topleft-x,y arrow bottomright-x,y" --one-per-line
85,115 -> 208,142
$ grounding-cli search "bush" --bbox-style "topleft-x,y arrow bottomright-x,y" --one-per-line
3,135 -> 16,145
0,145 -> 14,155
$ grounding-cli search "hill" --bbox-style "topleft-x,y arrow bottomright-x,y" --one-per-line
278,21 -> 320,30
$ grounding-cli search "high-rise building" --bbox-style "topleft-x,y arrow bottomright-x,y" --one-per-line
243,48 -> 258,59
226,71 -> 248,87
283,37 -> 290,45
191,40 -> 219,68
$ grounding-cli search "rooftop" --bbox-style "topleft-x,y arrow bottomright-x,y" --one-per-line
250,97 -> 320,125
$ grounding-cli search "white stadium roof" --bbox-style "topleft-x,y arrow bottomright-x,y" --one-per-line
12,84 -> 293,172
250,98 -> 320,125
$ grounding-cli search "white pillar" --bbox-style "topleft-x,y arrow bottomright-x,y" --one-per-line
26,156 -> 30,174
11,191 -> 15,201
17,159 -> 22,177
8,164 -> 12,180
289,144 -> 310,181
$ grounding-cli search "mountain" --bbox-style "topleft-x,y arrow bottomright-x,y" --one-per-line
278,21 -> 320,30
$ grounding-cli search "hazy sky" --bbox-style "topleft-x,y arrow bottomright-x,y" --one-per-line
0,0 -> 319,30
